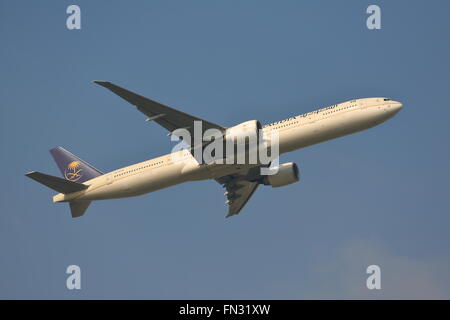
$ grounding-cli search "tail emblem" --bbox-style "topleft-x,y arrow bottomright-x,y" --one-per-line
64,161 -> 82,181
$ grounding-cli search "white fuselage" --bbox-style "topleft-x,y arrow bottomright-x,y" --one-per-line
53,97 -> 402,203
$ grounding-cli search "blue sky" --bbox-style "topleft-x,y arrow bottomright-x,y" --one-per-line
1,0 -> 450,299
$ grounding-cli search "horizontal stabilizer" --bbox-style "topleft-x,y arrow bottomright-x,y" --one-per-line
69,200 -> 92,218
25,171 -> 88,194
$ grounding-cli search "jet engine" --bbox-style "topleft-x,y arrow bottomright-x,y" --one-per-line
224,120 -> 262,145
217,120 -> 263,164
263,162 -> 300,188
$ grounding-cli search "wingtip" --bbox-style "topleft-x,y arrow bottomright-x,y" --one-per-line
25,171 -> 37,177
93,80 -> 110,86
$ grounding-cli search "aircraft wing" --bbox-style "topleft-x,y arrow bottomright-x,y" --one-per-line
94,81 -> 226,143
216,174 -> 260,217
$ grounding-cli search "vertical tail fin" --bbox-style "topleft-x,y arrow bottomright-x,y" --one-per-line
49,147 -> 103,183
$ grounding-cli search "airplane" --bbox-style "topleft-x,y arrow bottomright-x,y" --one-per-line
25,81 -> 403,218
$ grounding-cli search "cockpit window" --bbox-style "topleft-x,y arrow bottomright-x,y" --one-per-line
383,98 -> 391,101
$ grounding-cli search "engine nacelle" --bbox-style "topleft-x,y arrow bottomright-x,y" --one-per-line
224,120 -> 262,145
263,162 -> 300,188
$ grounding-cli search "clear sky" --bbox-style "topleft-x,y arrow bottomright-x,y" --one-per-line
1,0 -> 449,299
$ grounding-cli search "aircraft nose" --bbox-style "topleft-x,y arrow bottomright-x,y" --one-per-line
389,101 -> 403,115
392,101 -> 403,110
